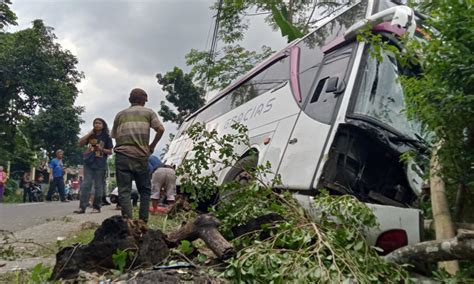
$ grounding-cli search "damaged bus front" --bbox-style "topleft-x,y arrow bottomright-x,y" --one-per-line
164,0 -> 427,255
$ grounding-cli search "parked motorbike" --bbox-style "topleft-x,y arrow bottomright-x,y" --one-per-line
30,183 -> 44,202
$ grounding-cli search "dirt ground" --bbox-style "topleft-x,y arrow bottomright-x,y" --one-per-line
0,205 -> 121,274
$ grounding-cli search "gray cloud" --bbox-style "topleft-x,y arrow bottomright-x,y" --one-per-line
11,0 -> 286,154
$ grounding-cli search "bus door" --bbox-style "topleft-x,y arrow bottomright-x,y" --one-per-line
277,44 -> 355,190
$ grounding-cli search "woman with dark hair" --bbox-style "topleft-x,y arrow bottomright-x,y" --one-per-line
74,118 -> 113,214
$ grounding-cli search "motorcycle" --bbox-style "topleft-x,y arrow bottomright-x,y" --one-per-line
30,183 -> 44,202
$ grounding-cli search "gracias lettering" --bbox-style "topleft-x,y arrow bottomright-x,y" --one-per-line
224,97 -> 275,129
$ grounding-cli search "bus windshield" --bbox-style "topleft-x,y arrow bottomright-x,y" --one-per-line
352,50 -> 421,139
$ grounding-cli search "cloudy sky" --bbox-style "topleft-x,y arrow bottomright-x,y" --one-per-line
10,0 -> 286,154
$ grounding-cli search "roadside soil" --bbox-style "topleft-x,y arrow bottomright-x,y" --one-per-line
0,205 -> 121,274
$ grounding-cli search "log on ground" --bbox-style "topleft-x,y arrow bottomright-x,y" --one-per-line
167,214 -> 234,260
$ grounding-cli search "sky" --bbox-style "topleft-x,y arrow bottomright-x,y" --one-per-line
10,0 -> 286,155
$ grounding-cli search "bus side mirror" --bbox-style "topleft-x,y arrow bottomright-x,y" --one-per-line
325,77 -> 345,95
344,6 -> 416,40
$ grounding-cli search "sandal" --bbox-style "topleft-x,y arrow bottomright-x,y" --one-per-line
91,209 -> 101,214
74,209 -> 85,214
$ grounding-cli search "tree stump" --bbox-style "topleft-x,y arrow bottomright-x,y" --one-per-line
50,216 -> 169,280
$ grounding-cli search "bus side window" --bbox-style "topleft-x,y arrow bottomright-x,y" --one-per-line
195,57 -> 290,124
304,44 -> 354,124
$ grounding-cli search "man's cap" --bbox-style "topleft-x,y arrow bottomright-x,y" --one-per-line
129,88 -> 148,102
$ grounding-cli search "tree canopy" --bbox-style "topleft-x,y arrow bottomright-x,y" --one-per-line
0,19 -> 84,166
0,0 -> 17,30
156,67 -> 206,125
396,1 -> 474,189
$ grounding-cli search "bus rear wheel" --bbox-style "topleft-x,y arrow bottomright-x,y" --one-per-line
223,155 -> 258,184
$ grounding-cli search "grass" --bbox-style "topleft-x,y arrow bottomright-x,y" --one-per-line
0,270 -> 31,283
131,207 -> 196,234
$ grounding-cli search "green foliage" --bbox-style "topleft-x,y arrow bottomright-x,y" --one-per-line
176,122 -> 251,207
178,122 -> 408,282
0,0 -> 17,29
220,189 -> 407,282
0,17 -> 84,165
30,262 -> 52,283
358,2 -> 474,189
186,44 -> 273,91
156,67 -> 206,125
400,1 -> 474,187
112,249 -> 135,273
177,240 -> 195,256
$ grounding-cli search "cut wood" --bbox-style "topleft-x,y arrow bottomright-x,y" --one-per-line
167,214 -> 235,260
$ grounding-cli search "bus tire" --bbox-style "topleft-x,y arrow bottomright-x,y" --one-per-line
215,155 -> 258,208
223,154 -> 258,184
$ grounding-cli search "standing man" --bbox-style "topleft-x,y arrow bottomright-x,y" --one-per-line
46,150 -> 68,202
111,88 -> 165,223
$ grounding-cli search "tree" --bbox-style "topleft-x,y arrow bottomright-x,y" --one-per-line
156,67 -> 206,125
0,0 -> 17,30
400,1 -> 474,274
0,19 -> 84,165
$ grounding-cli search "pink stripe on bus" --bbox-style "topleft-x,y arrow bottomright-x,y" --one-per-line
290,46 -> 302,103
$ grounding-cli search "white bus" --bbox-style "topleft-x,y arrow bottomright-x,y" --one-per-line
164,0 -> 426,255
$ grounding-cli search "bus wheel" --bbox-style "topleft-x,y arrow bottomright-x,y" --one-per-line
223,155 -> 258,184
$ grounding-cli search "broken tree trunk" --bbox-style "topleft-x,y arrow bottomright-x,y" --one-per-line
167,214 -> 234,260
430,146 -> 459,274
385,229 -> 474,265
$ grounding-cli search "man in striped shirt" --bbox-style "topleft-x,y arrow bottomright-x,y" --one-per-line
111,88 -> 165,223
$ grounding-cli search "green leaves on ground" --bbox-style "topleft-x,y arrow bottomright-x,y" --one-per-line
177,122 -> 408,282
177,240 -> 195,256
30,263 -> 52,283
112,249 -> 135,273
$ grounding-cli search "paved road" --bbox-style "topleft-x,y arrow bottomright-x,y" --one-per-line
0,201 -> 84,232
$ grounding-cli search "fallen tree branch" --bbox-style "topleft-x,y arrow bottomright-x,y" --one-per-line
167,214 -> 235,260
385,229 -> 474,264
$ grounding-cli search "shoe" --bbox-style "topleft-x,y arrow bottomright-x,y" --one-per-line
91,209 -> 101,214
74,209 -> 85,214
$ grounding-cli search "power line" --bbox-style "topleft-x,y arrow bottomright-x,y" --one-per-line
209,0 -> 223,62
